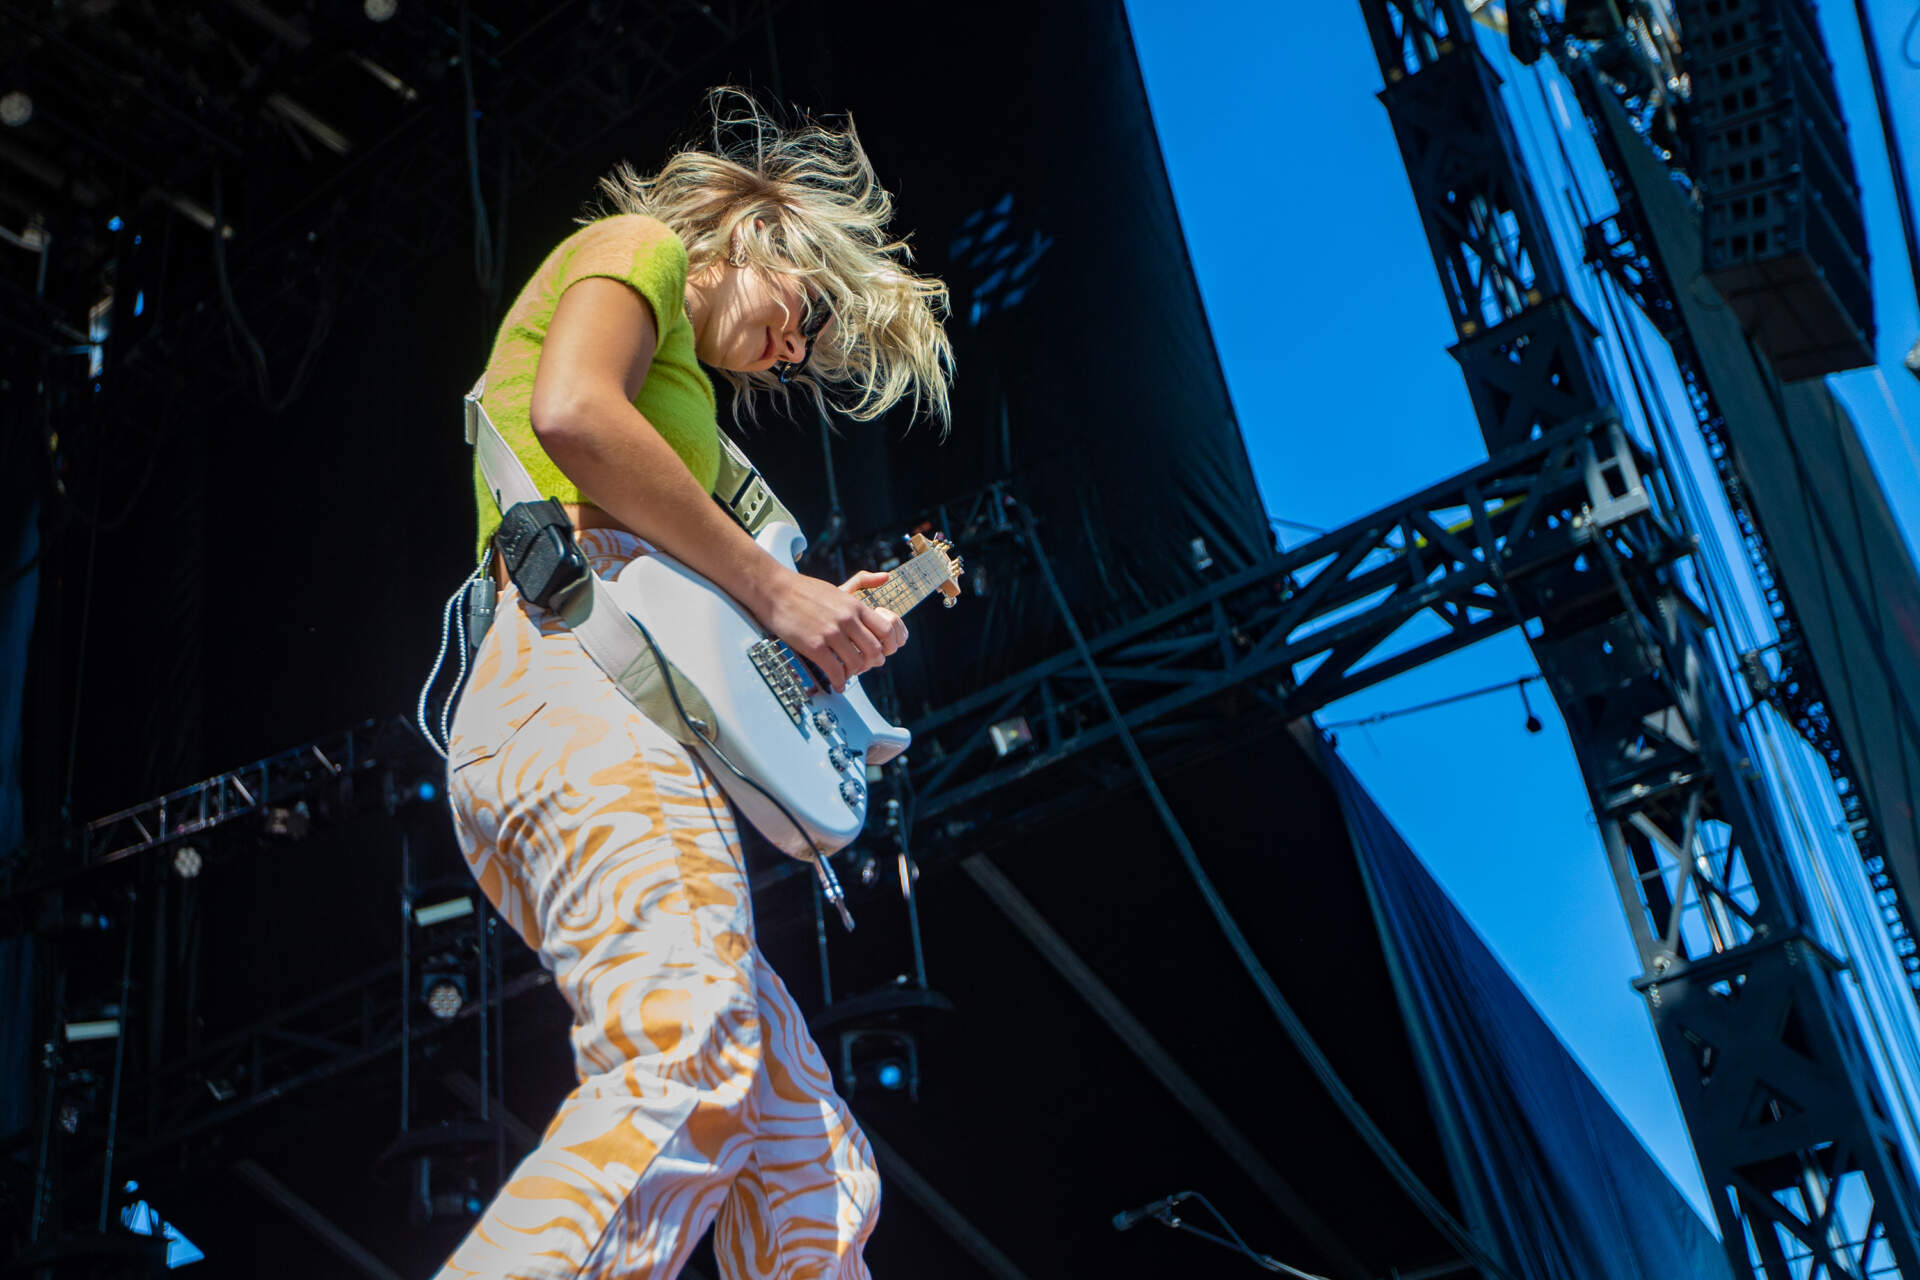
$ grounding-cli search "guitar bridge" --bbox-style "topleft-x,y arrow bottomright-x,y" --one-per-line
749,638 -> 812,726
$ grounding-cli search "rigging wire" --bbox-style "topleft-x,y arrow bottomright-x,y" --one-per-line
1320,674 -> 1544,732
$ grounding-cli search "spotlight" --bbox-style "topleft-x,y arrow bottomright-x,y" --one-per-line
364,0 -> 397,20
1189,536 -> 1214,572
262,800 -> 311,840
0,90 -> 31,128
414,777 -> 439,803
424,975 -> 467,1020
839,1029 -> 920,1100
409,1153 -> 485,1225
988,716 -> 1033,758
172,844 -> 203,879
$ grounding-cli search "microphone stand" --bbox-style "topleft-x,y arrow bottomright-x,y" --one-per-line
1139,1193 -> 1329,1280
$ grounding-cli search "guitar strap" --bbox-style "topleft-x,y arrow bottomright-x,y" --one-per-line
463,373 -> 728,753
460,376 -> 864,928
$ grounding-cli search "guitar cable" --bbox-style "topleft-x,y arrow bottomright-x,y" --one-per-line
417,553 -> 857,928
619,600 -> 857,931
416,561 -> 488,760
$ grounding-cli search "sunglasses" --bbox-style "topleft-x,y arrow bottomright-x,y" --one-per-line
774,288 -> 834,385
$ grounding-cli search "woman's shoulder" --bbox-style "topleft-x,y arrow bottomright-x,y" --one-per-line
564,212 -> 687,263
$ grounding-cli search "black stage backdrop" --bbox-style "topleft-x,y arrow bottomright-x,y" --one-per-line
24,0 -> 1272,827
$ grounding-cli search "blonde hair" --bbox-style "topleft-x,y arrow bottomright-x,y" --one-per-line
594,87 -> 954,429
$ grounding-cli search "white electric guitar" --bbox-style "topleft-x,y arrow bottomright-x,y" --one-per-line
603,521 -> 962,861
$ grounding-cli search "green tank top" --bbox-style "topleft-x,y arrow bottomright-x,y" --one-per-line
472,214 -> 721,558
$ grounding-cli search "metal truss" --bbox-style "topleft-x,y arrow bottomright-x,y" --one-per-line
80,716 -> 419,868
1569,65 -> 1920,998
18,401 -> 1668,1177
1359,0 -> 1920,1275
130,948 -> 546,1162
899,411 -> 1685,829
5,0 -> 783,417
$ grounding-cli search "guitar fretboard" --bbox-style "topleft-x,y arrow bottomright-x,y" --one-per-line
858,548 -> 949,617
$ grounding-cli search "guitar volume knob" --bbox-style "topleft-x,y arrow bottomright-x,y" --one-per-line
812,709 -> 839,734
827,745 -> 851,771
839,779 -> 865,808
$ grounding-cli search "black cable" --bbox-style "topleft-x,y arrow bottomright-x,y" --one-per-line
1009,496 -> 1517,1280
1904,3 -> 1920,68
459,3 -> 497,302
618,587 -> 855,927
1320,674 -> 1545,732
211,170 -> 337,414
1854,0 -> 1920,312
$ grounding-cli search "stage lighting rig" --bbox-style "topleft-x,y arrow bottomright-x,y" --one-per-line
410,885 -> 484,1020
988,716 -> 1034,758
376,1124 -> 501,1227
170,843 -> 203,879
422,968 -> 468,1021
261,800 -> 311,841
840,1028 -> 919,1100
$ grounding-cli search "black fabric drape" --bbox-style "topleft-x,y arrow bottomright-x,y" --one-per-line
1323,742 -> 1730,1280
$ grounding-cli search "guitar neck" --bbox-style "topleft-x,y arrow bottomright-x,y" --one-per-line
857,548 -> 948,617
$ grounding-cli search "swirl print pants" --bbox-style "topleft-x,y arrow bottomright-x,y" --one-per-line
435,529 -> 880,1279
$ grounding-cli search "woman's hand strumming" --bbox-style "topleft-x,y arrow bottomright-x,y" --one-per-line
754,570 -> 909,693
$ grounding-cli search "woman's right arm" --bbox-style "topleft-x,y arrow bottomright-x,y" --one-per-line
525,276 -> 900,692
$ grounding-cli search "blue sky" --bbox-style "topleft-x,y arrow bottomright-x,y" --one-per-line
1126,0 -> 1920,1227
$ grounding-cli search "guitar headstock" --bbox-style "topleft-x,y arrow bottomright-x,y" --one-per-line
908,532 -> 965,607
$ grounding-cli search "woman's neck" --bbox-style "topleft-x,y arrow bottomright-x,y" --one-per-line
683,276 -> 710,350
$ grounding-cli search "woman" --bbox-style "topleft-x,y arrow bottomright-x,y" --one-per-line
440,88 -> 953,1279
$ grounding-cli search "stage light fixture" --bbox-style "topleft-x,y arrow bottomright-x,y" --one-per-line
364,0 -> 397,20
262,800 -> 311,840
172,844 -> 203,879
64,1017 -> 120,1043
413,895 -> 474,927
1189,536 -> 1214,572
988,716 -> 1033,758
839,1029 -> 920,1100
424,975 -> 467,1020
0,90 -> 31,127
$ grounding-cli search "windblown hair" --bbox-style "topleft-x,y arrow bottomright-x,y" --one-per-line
594,87 -> 954,429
